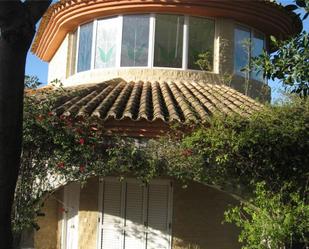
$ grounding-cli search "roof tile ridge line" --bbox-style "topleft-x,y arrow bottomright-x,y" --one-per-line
213,84 -> 260,113
92,80 -> 125,119
205,83 -> 241,115
106,81 -> 134,120
122,81 -> 143,120
213,84 -> 252,116
170,80 -> 198,123
53,86 -> 97,115
195,82 -> 233,116
185,81 -> 217,116
160,81 -> 183,123
63,89 -> 99,117
152,81 -> 169,123
220,84 -> 264,107
138,81 -> 152,121
177,81 -> 209,122
77,83 -> 113,116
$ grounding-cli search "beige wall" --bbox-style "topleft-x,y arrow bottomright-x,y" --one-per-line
34,192 -> 60,249
78,177 -> 99,249
172,181 -> 240,249
34,178 -> 240,249
48,35 -> 69,84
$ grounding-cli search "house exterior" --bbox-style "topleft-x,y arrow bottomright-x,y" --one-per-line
29,1 -> 300,249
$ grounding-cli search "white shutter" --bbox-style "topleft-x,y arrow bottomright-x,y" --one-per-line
63,182 -> 80,249
146,182 -> 171,249
123,181 -> 146,249
97,179 -> 172,249
100,179 -> 123,249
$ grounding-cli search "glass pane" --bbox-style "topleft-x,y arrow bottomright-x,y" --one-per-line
188,17 -> 214,71
154,14 -> 184,68
234,26 -> 251,76
251,31 -> 265,81
121,15 -> 150,67
77,22 -> 93,72
95,17 -> 118,69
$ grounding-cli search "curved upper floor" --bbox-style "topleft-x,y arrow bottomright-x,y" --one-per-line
32,0 -> 302,102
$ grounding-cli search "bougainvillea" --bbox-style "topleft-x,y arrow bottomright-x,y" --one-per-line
14,80 -> 309,239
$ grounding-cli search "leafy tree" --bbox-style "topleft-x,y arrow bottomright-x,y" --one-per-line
254,0 -> 309,97
224,182 -> 309,249
0,1 -> 51,248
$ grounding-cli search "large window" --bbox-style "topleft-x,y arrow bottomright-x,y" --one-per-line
95,17 -> 119,69
121,15 -> 150,67
154,15 -> 184,68
74,14 -> 215,73
234,25 -> 265,82
77,22 -> 93,72
188,17 -> 215,70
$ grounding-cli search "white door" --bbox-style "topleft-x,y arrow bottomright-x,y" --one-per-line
63,182 -> 80,249
98,179 -> 172,249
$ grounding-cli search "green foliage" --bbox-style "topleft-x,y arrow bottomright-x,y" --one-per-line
253,1 -> 309,97
15,78 -> 309,234
224,182 -> 309,249
254,32 -> 309,97
195,50 -> 213,71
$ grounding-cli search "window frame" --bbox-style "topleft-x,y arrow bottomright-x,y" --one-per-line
73,14 -> 217,74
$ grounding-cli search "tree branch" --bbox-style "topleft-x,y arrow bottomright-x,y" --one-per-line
24,0 -> 52,25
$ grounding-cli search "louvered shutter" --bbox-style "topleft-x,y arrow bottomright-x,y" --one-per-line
63,183 -> 80,249
123,181 -> 146,249
146,182 -> 171,249
100,180 -> 123,249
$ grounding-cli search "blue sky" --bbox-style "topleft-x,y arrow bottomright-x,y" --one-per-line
25,0 -> 309,101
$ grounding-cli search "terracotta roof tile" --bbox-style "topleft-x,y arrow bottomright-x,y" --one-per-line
53,79 -> 263,124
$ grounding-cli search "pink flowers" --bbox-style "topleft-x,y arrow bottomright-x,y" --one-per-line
78,138 -> 85,145
79,165 -> 85,173
57,162 -> 65,168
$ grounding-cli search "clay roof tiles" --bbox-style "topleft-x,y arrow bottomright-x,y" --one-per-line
53,79 -> 263,124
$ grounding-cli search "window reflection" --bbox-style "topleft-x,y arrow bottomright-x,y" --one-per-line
121,15 -> 150,67
154,15 -> 184,68
188,17 -> 214,70
77,22 -> 93,72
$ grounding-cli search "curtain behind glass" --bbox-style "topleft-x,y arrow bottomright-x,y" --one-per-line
121,15 -> 150,67
77,22 -> 93,73
188,17 -> 214,70
95,17 -> 118,69
154,15 -> 184,68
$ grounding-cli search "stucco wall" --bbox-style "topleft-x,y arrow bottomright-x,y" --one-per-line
34,193 -> 60,249
34,179 -> 240,249
172,181 -> 240,249
48,35 -> 69,84
78,177 -> 99,249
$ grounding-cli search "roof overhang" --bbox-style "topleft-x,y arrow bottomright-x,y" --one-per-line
32,0 -> 302,62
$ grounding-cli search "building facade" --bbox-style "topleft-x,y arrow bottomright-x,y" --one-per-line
30,1 -> 300,249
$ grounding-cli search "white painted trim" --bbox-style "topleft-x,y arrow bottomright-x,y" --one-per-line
91,19 -> 98,70
213,18 -> 220,74
148,14 -> 156,68
62,183 -> 81,249
74,26 -> 80,74
116,15 -> 123,68
97,178 -> 104,249
182,16 -> 189,70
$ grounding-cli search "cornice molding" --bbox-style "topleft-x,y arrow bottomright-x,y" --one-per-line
32,0 -> 302,61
